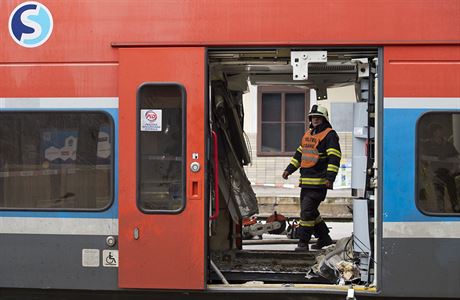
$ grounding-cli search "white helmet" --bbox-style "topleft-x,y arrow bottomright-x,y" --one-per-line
308,105 -> 329,122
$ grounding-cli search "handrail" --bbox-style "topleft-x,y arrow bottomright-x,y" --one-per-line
210,130 -> 219,221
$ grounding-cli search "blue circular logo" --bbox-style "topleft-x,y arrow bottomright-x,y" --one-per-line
8,1 -> 53,48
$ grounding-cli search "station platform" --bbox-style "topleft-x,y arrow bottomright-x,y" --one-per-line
252,186 -> 353,220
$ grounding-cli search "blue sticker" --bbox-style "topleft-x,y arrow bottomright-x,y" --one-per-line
8,1 -> 53,48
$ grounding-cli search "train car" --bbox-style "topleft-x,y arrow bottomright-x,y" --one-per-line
0,1 -> 459,299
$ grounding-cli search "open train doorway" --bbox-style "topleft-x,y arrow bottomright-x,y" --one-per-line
206,48 -> 380,289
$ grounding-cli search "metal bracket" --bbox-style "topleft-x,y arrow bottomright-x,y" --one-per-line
291,51 -> 327,80
351,58 -> 369,78
316,86 -> 328,100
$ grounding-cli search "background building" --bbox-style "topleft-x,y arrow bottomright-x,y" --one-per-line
243,85 -> 355,191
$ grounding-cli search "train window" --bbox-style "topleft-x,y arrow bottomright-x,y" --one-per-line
417,112 -> 460,215
0,111 -> 113,210
137,84 -> 185,213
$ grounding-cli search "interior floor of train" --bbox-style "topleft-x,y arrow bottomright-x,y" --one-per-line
210,235 -> 338,284
210,221 -> 355,284
210,249 -> 327,284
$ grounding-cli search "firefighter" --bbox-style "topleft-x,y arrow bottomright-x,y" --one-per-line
282,105 -> 341,251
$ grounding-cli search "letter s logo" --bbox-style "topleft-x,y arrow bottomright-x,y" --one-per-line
8,1 -> 53,48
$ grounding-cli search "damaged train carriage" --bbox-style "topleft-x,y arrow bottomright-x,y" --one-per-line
0,0 -> 459,299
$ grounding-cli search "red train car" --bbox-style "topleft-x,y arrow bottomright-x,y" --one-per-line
0,1 -> 459,299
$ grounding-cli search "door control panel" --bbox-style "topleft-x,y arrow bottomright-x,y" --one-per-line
190,162 -> 200,172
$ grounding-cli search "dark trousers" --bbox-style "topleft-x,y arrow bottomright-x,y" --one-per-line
300,188 -> 327,221
298,188 -> 327,243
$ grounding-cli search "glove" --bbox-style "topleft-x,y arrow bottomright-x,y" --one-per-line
325,180 -> 333,189
282,171 -> 290,180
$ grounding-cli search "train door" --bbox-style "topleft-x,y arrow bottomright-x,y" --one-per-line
118,47 -> 206,289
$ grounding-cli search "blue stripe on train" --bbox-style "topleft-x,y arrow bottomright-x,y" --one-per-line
0,108 -> 118,219
383,108 -> 459,222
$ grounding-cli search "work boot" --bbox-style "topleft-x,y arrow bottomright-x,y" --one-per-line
295,241 -> 309,252
294,225 -> 313,251
311,235 -> 333,250
311,220 -> 334,250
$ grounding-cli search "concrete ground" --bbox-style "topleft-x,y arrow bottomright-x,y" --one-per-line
252,185 -> 353,219
243,186 -> 354,250
243,222 -> 353,251
252,185 -> 352,198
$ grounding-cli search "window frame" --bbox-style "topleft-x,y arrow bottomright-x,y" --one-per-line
136,82 -> 187,214
0,110 -> 115,212
257,86 -> 310,156
415,110 -> 460,216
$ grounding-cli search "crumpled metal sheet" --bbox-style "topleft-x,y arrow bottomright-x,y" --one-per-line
213,136 -> 258,222
211,79 -> 258,222
306,236 -> 359,284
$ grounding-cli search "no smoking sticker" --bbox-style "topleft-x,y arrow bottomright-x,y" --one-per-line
141,109 -> 162,131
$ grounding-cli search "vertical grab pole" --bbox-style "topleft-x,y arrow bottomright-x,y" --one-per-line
210,130 -> 219,220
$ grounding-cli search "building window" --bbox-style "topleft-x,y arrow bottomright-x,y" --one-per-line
0,111 -> 114,210
257,86 -> 309,156
137,83 -> 185,213
417,111 -> 460,215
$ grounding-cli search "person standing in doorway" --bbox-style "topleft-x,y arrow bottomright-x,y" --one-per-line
282,105 -> 341,251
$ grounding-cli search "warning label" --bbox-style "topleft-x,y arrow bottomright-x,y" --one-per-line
141,109 -> 162,131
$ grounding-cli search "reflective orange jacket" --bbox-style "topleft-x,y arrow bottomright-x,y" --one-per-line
300,128 -> 332,168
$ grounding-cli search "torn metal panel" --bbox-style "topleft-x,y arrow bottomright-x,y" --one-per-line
211,79 -> 258,222
212,129 -> 258,222
212,80 -> 251,165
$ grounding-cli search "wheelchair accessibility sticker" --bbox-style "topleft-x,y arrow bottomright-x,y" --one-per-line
102,250 -> 118,267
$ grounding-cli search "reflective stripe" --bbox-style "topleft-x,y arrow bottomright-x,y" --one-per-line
327,164 -> 339,172
301,155 -> 317,162
315,216 -> 323,224
296,146 -> 302,152
290,158 -> 300,168
299,220 -> 315,227
326,148 -> 341,158
299,177 -> 327,184
303,149 -> 317,155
